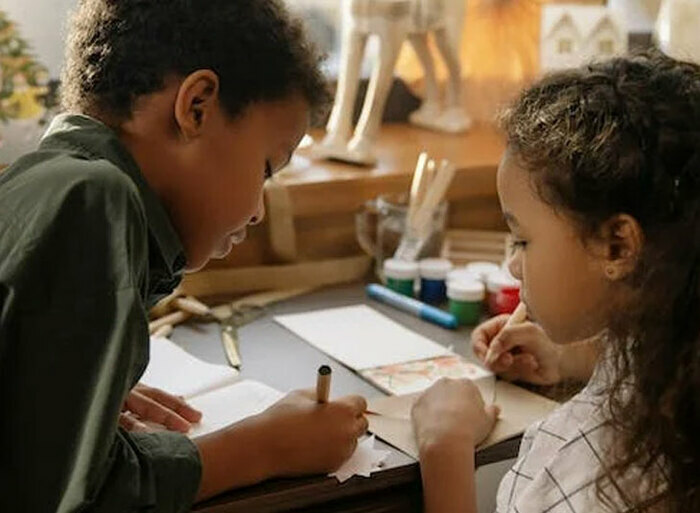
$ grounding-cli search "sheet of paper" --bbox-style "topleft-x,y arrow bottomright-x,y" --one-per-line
140,337 -> 239,398
361,355 -> 494,397
187,380 -> 283,439
274,305 -> 450,371
330,435 -> 390,483
367,381 -> 560,459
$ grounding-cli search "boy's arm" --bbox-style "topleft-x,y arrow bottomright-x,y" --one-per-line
0,174 -> 200,513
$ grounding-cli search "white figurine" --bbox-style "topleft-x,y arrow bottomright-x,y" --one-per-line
655,0 -> 700,64
314,0 -> 470,166
541,4 -> 628,73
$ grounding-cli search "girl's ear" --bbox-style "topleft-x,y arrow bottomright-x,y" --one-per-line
598,214 -> 644,281
173,69 -> 220,141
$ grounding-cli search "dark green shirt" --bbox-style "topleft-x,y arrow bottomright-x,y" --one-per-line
0,114 -> 202,512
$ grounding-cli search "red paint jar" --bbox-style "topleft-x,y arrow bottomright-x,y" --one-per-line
493,286 -> 520,315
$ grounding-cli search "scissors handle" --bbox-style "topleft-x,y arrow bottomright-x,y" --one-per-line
221,325 -> 241,369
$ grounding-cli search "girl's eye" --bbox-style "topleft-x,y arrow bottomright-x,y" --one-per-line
264,161 -> 273,180
509,239 -> 528,254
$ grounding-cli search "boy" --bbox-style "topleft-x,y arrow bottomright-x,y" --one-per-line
0,1 -> 368,511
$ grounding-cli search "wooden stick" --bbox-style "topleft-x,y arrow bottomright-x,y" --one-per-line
485,302 -> 528,366
407,152 -> 429,227
174,296 -> 212,317
152,324 -> 173,338
148,310 -> 191,334
417,159 -> 437,215
412,159 -> 456,233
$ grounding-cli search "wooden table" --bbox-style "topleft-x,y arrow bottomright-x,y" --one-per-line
171,284 -> 520,513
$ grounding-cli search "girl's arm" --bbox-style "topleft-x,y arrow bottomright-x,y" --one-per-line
420,440 -> 477,513
412,379 -> 500,513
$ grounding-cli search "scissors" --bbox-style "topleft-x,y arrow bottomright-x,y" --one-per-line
219,304 -> 266,369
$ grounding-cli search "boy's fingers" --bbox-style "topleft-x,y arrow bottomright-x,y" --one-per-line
293,388 -> 317,402
125,392 -> 192,433
119,412 -> 149,432
137,386 -> 202,422
355,415 -> 369,437
337,395 -> 368,415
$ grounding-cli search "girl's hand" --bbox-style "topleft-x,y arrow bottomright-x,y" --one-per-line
120,383 -> 202,433
472,315 -> 564,385
256,389 -> 368,477
411,378 -> 499,453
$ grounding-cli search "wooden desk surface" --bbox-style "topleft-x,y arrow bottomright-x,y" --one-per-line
172,284 -> 519,513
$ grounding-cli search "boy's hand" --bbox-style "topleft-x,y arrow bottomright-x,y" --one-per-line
472,315 -> 563,385
120,383 -> 202,433
256,389 -> 368,477
412,378 -> 499,453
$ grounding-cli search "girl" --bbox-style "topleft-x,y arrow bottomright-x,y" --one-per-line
412,51 -> 700,512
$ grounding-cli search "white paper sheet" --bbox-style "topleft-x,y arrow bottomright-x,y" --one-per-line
274,305 -> 450,371
187,380 -> 284,439
330,435 -> 390,483
140,337 -> 239,398
140,336 -> 388,482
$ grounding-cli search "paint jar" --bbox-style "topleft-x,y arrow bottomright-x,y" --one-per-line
448,279 -> 485,326
447,267 -> 480,286
383,259 -> 419,297
465,261 -> 501,283
494,286 -> 521,315
419,258 -> 453,304
486,269 -> 520,316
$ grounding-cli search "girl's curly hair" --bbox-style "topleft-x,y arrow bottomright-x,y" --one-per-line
501,51 -> 700,512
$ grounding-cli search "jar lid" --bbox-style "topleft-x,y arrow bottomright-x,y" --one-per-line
486,269 -> 520,292
383,258 -> 419,280
465,261 -> 501,282
448,279 -> 485,301
447,268 -> 480,284
419,258 -> 453,280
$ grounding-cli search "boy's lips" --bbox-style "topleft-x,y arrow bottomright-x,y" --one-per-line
229,229 -> 247,245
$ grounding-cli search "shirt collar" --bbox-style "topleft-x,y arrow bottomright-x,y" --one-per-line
40,114 -> 187,292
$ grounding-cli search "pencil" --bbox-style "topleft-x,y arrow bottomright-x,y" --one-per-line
316,365 -> 332,403
485,302 -> 528,366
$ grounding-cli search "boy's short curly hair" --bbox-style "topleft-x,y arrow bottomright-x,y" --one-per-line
61,0 -> 331,123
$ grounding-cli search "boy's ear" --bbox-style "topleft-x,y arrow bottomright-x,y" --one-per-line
598,214 -> 644,280
174,69 -> 220,140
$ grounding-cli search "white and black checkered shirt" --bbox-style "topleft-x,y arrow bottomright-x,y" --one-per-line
495,364 -> 665,512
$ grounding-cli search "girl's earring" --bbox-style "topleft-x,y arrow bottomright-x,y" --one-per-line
605,266 -> 618,280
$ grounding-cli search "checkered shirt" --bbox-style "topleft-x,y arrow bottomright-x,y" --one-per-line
495,364 -> 665,512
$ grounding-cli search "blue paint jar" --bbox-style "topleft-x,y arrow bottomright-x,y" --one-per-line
419,258 -> 452,304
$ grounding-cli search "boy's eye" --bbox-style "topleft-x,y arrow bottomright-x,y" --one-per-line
264,161 -> 273,180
